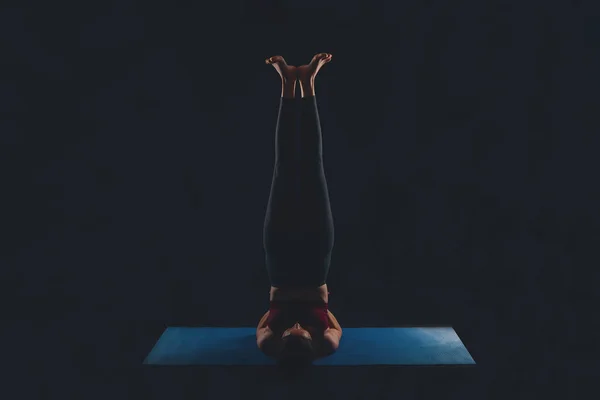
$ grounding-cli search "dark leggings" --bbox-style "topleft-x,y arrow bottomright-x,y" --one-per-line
263,96 -> 335,288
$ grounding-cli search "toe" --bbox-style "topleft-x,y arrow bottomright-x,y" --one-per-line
273,56 -> 287,64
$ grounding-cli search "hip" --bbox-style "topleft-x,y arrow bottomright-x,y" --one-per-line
269,284 -> 329,303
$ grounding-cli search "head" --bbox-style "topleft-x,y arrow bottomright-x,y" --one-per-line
277,322 -> 316,367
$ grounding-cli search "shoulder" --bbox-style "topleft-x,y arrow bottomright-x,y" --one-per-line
257,327 -> 280,357
319,328 -> 342,356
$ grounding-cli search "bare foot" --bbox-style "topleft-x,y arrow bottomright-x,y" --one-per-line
297,53 -> 332,97
265,55 -> 297,83
297,53 -> 332,83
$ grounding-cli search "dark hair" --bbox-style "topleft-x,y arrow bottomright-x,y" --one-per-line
277,334 -> 316,368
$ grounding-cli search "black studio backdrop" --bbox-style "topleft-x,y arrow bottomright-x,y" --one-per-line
2,0 -> 597,399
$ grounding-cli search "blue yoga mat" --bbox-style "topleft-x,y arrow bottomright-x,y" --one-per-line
144,327 -> 475,366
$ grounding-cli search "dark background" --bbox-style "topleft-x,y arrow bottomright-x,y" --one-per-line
3,0 -> 597,398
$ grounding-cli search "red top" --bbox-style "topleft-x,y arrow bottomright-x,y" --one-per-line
267,300 -> 330,332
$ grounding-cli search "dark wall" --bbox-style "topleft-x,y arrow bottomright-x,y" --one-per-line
3,0 -> 595,398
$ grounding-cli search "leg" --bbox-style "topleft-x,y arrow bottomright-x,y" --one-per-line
263,56 -> 301,286
293,91 -> 335,284
296,52 -> 334,250
263,54 -> 335,288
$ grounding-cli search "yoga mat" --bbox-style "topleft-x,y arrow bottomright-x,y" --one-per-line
144,327 -> 475,366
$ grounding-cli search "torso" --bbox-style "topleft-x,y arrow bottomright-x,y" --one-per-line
269,283 -> 329,303
261,284 -> 336,358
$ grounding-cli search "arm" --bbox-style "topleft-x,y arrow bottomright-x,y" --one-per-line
256,310 -> 279,357
256,310 -> 270,332
327,310 -> 342,332
321,310 -> 343,355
